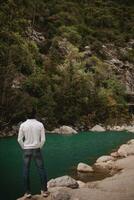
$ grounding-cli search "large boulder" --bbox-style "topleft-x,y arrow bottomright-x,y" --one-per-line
77,163 -> 94,173
118,144 -> 134,157
94,155 -> 116,173
125,126 -> 134,133
96,155 -> 114,163
48,176 -> 78,189
90,125 -> 105,132
94,160 -> 114,172
51,126 -> 78,135
127,139 -> 134,145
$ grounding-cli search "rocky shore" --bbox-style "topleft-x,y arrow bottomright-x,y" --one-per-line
1,123 -> 134,138
17,139 -> 134,200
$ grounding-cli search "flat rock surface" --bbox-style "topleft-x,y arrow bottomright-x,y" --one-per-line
71,156 -> 134,200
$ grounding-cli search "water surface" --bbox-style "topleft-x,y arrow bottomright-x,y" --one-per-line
0,131 -> 134,200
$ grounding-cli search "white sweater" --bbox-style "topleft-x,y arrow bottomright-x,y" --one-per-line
17,119 -> 46,149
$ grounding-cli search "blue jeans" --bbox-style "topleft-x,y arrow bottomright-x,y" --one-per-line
23,148 -> 47,193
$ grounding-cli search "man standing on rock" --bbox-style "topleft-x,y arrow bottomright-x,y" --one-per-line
17,108 -> 49,198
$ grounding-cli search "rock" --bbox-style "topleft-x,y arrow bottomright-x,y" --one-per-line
51,126 -> 77,135
110,152 -> 119,158
96,155 -> 114,163
94,160 -> 114,172
127,139 -> 134,145
77,163 -> 94,173
48,175 -> 78,189
51,189 -> 71,200
17,194 -> 51,200
110,58 -> 123,67
12,74 -> 25,89
94,155 -> 116,173
126,126 -> 134,133
11,122 -> 22,135
123,61 -> 133,70
2,132 -> 7,137
106,125 -> 112,131
128,39 -> 134,47
51,128 -> 61,134
112,126 -> 126,131
76,180 -> 86,188
8,132 -> 15,137
12,125 -> 19,133
118,144 -> 134,157
118,144 -> 128,157
107,125 -> 126,131
84,46 -> 92,58
90,125 -> 105,132
26,27 -> 45,45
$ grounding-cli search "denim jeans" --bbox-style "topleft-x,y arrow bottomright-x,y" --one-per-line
23,148 -> 47,193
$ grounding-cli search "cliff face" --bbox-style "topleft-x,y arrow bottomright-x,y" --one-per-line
101,41 -> 134,93
0,0 -> 134,129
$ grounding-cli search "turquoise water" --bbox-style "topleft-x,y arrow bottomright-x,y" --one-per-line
0,131 -> 134,200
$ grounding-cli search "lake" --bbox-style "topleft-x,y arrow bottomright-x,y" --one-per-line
0,131 -> 134,200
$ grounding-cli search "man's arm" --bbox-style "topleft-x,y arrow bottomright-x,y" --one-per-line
17,124 -> 24,149
40,125 -> 46,148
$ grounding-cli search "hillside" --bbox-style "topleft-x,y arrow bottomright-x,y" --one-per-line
0,0 -> 134,131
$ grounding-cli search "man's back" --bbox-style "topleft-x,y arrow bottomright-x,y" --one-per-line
18,119 -> 45,149
17,110 -> 49,198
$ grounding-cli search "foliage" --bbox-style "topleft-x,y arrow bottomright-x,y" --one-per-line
0,0 -> 133,130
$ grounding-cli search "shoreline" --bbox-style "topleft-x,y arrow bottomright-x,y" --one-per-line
0,128 -> 134,139
0,122 -> 134,138
17,139 -> 134,200
69,155 -> 134,200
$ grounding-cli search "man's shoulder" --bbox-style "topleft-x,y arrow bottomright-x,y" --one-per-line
35,120 -> 44,127
19,119 -> 44,128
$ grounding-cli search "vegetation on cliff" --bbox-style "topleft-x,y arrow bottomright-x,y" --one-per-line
0,0 -> 134,130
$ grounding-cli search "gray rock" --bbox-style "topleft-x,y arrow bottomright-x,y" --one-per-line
96,155 -> 114,163
51,126 -> 78,135
77,163 -> 94,172
26,27 -> 45,45
118,144 -> 134,157
48,175 -> 78,189
90,125 -> 105,132
111,125 -> 126,131
126,126 -> 134,133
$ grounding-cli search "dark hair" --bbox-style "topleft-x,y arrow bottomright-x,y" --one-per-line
27,108 -> 36,119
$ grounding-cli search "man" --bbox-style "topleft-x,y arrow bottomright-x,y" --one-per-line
17,109 -> 49,198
